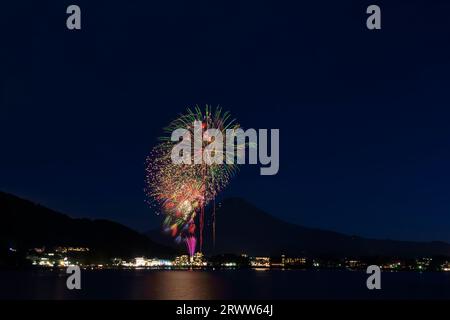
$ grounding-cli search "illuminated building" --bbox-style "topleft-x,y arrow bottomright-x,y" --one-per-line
345,259 -> 364,269
55,247 -> 90,253
135,257 -> 146,267
284,257 -> 307,266
221,262 -> 237,267
147,258 -> 172,267
27,251 -> 62,267
173,255 -> 191,266
250,257 -> 270,267
58,257 -> 71,267
38,257 -> 53,267
125,257 -> 173,267
381,261 -> 402,270
192,252 -> 207,267
415,257 -> 432,271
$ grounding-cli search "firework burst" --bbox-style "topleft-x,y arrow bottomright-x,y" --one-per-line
146,105 -> 245,256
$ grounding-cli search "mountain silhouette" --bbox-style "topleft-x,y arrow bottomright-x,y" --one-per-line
3,191 -> 449,260
148,198 -> 450,258
0,191 -> 175,263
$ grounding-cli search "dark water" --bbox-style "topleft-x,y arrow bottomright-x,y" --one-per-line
1,269 -> 450,300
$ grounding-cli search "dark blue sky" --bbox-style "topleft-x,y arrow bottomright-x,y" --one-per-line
2,1 -> 450,242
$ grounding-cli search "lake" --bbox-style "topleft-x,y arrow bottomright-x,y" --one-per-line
1,269 -> 450,299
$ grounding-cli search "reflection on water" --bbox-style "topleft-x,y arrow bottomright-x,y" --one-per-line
1,269 -> 450,300
142,271 -> 224,300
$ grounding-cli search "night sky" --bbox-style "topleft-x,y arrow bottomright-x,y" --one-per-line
2,1 -> 450,242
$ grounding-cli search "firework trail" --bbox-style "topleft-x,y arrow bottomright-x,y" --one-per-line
146,105 -> 245,256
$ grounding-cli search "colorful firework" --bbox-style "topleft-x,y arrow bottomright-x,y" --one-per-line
146,105 -> 245,256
